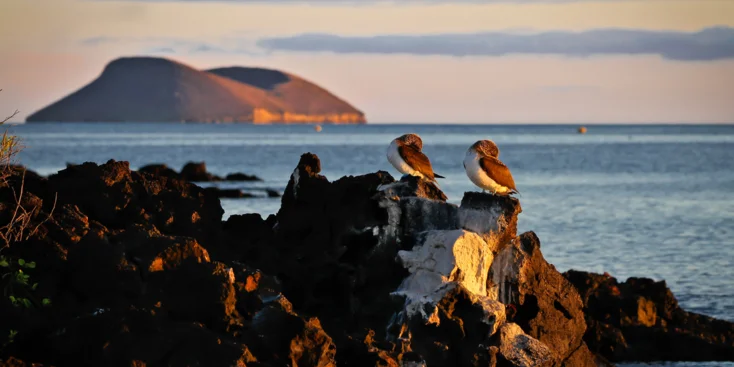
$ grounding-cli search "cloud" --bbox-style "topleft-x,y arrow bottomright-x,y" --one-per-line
79,36 -> 264,56
257,27 -> 734,61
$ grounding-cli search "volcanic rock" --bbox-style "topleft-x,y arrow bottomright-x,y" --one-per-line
137,164 -> 179,179
180,162 -> 221,182
497,323 -> 553,367
204,187 -> 255,199
225,172 -> 261,181
565,270 -> 734,362
3,152 -> 733,367
488,232 -> 588,364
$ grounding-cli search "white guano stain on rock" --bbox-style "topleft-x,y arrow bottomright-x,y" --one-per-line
290,168 -> 300,199
374,190 -> 402,249
392,230 -> 505,334
458,206 -> 507,253
459,206 -> 503,234
488,237 -> 529,304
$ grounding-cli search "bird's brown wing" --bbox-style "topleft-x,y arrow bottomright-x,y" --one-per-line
398,144 -> 436,181
480,156 -> 517,191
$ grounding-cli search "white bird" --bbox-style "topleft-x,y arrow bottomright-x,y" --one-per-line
463,140 -> 518,196
387,133 -> 444,182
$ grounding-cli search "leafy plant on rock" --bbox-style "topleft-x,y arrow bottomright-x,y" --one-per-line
0,92 -> 52,309
0,256 -> 50,309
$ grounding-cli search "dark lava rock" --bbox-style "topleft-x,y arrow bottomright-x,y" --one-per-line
180,161 -> 221,182
46,159 -> 223,247
489,232 -> 592,366
245,295 -> 337,367
219,213 -> 275,263
265,188 -> 281,198
138,163 -> 263,184
266,153 -> 402,335
4,152 -> 731,367
225,172 -> 262,181
145,260 -> 241,331
138,163 -> 180,179
7,165 -> 43,182
204,187 -> 255,199
376,174 -> 447,202
565,269 -> 734,362
400,286 -> 506,366
45,308 -> 255,367
0,357 -> 49,367
0,159 -> 344,367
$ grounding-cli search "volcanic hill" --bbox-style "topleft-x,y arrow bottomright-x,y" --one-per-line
26,57 -> 366,124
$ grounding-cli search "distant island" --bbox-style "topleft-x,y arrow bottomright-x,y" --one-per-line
26,56 -> 366,124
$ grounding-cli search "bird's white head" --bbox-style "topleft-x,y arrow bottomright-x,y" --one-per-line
395,133 -> 423,150
469,140 -> 500,158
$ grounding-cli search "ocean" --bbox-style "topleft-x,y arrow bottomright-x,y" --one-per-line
9,122 -> 734,366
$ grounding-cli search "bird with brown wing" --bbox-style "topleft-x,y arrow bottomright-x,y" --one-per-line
463,140 -> 518,196
387,133 -> 444,182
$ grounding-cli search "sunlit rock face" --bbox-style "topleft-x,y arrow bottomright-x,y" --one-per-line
371,169 -> 596,366
498,323 -> 554,367
392,230 -> 502,334
459,192 -> 521,252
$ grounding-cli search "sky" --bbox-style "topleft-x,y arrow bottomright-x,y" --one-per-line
0,0 -> 733,123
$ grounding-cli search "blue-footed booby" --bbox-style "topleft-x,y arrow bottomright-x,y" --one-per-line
463,140 -> 518,196
387,133 -> 444,182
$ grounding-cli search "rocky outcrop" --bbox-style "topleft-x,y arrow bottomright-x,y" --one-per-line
0,159 -> 332,367
26,57 -> 366,124
564,270 -> 734,362
139,161 -> 262,182
138,162 -> 282,199
1,153 -> 732,366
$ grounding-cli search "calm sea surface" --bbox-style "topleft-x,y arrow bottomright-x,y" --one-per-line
8,123 -> 734,366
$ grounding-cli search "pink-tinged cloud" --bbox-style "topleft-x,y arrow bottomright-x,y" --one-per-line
257,27 -> 734,61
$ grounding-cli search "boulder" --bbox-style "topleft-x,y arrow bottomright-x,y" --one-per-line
145,261 -> 241,331
459,192 -> 521,251
225,172 -> 262,181
138,163 -> 263,184
565,269 -> 734,362
138,164 -> 180,179
392,230 -> 500,330
497,323 -> 554,367
374,176 -> 456,248
46,159 -> 223,248
264,152 -> 402,332
6,165 -> 44,183
265,188 -> 281,198
219,213 -> 275,263
44,308 -> 255,367
489,232 -> 590,365
204,187 -> 255,199
65,231 -> 143,309
246,295 -> 337,367
376,175 -> 447,202
180,161 -> 221,182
